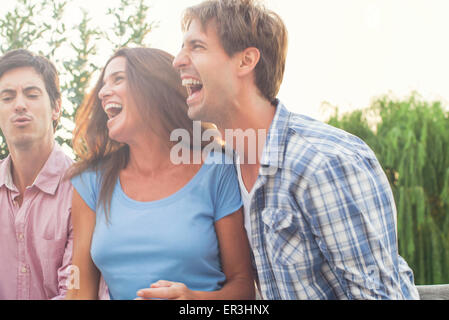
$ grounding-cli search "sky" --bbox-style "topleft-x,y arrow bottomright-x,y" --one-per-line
4,0 -> 449,121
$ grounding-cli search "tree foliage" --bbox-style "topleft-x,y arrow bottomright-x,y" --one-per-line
327,94 -> 449,284
0,0 -> 157,159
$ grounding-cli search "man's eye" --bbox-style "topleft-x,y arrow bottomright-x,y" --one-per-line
115,76 -> 124,83
28,94 -> 39,99
1,97 -> 13,102
191,42 -> 205,50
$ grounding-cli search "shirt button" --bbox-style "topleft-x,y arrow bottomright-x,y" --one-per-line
18,233 -> 24,240
21,266 -> 27,273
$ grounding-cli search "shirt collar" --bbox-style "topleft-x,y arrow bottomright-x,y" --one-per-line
0,155 -> 17,191
0,144 -> 69,195
259,99 -> 291,172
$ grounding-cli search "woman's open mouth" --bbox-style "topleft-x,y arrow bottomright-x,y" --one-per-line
104,103 -> 123,120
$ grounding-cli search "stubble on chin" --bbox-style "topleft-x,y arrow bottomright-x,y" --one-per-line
9,135 -> 39,152
187,103 -> 228,127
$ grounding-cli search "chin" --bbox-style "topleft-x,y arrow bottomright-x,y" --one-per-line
107,129 -> 125,144
108,135 -> 126,144
187,104 -> 209,122
187,108 -> 199,121
10,135 -> 38,149
107,120 -> 126,143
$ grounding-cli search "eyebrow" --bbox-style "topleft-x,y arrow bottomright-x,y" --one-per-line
0,86 -> 43,96
103,70 -> 126,83
0,89 -> 15,96
182,37 -> 207,49
188,39 -> 206,47
23,86 -> 43,94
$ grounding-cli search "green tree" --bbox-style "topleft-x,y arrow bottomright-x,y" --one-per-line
0,0 -> 157,159
327,93 -> 449,284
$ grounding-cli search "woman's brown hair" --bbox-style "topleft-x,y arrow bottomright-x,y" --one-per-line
69,47 -> 214,217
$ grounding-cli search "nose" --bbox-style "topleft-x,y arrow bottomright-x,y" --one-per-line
98,83 -> 112,101
14,94 -> 27,113
173,49 -> 190,70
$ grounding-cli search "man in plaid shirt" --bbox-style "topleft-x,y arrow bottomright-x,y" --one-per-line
173,0 -> 419,299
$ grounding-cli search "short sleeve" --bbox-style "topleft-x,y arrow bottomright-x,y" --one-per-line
71,170 -> 100,212
214,160 -> 243,221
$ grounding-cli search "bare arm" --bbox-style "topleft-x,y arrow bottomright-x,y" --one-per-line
137,208 -> 255,300
65,189 -> 101,300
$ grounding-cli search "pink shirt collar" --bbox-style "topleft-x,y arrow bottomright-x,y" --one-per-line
0,144 -> 70,195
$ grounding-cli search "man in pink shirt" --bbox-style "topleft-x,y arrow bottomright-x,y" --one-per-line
0,49 -> 74,299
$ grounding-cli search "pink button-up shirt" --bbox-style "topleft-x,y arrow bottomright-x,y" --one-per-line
0,144 -> 73,300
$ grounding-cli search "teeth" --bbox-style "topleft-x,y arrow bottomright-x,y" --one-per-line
105,103 -> 123,112
182,78 -> 202,87
104,103 -> 123,119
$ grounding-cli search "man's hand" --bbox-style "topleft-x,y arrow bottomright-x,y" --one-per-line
136,280 -> 198,300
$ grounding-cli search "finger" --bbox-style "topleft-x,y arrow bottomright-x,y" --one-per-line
151,280 -> 175,288
137,287 -> 178,300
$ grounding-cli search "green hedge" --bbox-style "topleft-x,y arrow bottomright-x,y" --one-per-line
327,94 -> 449,284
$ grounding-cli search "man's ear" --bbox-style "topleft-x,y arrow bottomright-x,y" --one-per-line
237,47 -> 260,77
52,99 -> 62,121
51,99 -> 62,130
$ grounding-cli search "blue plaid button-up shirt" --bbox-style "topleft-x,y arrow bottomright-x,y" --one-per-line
246,100 -> 419,299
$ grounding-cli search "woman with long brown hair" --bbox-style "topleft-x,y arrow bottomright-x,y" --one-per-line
65,47 -> 254,300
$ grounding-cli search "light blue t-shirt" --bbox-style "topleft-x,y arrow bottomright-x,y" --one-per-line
71,152 -> 242,300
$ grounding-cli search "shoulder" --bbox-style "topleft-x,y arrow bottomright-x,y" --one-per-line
287,112 -> 375,159
0,156 -> 10,183
70,168 -> 102,190
204,148 -> 235,166
53,144 -> 74,167
0,157 -> 7,169
200,149 -> 237,183
281,110 -> 379,181
53,145 -> 75,187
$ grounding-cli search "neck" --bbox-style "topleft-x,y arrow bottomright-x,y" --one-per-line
126,133 -> 174,176
218,93 -> 276,166
9,139 -> 55,194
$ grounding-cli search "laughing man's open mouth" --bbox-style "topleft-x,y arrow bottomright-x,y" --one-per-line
182,78 -> 203,100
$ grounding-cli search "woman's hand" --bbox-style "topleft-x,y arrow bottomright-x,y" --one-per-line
136,280 -> 199,300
